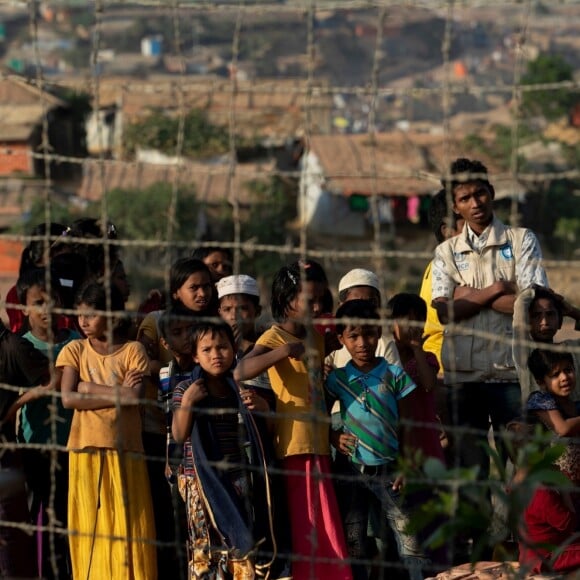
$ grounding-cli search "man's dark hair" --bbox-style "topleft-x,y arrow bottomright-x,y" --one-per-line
50,252 -> 90,310
528,348 -> 574,383
442,158 -> 495,200
428,189 -> 462,243
335,299 -> 380,335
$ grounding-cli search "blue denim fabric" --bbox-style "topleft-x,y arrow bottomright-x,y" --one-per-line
333,454 -> 427,580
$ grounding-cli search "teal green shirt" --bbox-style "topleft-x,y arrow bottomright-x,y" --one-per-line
18,330 -> 80,445
326,359 -> 416,466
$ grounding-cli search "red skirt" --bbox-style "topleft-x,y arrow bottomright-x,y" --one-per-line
283,454 -> 352,580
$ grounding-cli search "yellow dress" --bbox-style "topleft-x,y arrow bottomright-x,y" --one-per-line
57,340 -> 157,580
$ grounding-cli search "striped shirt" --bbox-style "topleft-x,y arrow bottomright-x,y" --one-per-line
326,359 -> 416,466
173,380 -> 245,478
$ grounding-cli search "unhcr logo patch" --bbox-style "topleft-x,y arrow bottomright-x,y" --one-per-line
500,243 -> 513,260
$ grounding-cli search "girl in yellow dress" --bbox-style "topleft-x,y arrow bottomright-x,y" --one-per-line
57,282 -> 156,579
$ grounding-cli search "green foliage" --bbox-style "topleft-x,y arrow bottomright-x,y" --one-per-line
89,182 -> 203,242
403,427 -> 568,562
238,177 -> 297,278
554,218 -> 580,258
124,110 -> 230,159
463,125 -> 536,172
525,177 -> 580,257
463,133 -> 487,152
521,53 -> 575,121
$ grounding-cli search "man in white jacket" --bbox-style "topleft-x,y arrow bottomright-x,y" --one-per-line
431,158 -> 548,481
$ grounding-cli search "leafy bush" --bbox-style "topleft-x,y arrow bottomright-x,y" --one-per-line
521,54 -> 576,121
403,427 -> 568,563
124,110 -> 229,159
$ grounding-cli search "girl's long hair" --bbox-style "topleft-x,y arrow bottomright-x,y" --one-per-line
270,259 -> 328,321
169,257 -> 213,307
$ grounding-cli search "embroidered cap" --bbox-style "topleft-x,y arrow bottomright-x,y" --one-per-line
216,275 -> 260,299
338,269 -> 380,293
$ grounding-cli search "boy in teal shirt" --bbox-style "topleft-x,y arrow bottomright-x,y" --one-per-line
326,299 -> 427,580
15,266 -> 80,579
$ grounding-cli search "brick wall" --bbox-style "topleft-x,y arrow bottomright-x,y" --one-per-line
0,142 -> 32,175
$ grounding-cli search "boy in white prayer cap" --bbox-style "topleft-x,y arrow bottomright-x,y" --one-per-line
326,268 -> 401,369
217,275 -> 275,408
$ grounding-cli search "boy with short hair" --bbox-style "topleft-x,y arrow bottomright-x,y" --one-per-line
217,274 -> 274,409
191,246 -> 233,283
0,319 -> 51,579
326,299 -> 427,580
157,303 -> 203,481
153,304 -> 198,578
327,268 -> 401,368
217,274 -> 263,357
16,267 -> 79,442
15,266 -> 79,579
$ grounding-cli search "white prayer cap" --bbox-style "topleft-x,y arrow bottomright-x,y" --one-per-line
338,269 -> 380,293
216,275 -> 260,299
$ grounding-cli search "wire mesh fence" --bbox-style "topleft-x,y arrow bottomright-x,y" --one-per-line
1,0 -> 580,578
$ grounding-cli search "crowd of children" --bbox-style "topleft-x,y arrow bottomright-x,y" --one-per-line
1,159 -> 580,579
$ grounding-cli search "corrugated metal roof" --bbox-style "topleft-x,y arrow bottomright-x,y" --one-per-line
0,74 -> 66,108
307,132 -> 523,198
0,75 -> 67,142
308,133 -> 442,197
